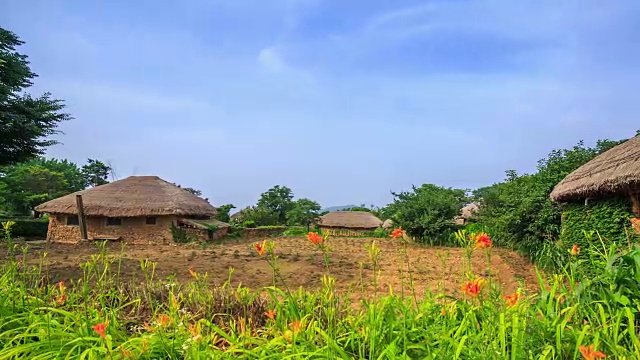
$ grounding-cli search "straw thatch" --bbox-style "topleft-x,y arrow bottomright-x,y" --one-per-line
382,219 -> 394,229
550,136 -> 640,202
317,211 -> 382,229
178,218 -> 230,230
454,203 -> 479,225
460,203 -> 479,219
230,207 -> 250,221
35,176 -> 217,217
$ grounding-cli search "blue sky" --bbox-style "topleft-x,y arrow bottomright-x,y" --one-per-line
3,0 -> 640,208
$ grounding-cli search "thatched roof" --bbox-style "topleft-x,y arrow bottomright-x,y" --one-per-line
35,176 -> 217,217
550,136 -> 640,202
178,218 -> 230,230
230,207 -> 250,221
460,203 -> 479,219
317,211 -> 382,229
382,219 -> 394,229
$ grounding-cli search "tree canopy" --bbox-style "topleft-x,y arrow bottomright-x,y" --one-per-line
0,27 -> 71,167
386,184 -> 467,243
0,157 -> 113,215
214,204 -> 236,223
81,159 -> 111,187
286,198 -> 321,227
257,185 -> 294,225
0,158 -> 85,215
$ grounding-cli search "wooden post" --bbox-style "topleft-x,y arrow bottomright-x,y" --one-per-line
75,194 -> 88,241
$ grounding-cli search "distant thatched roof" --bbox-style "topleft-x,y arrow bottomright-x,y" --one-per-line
550,136 -> 640,202
317,211 -> 382,229
382,219 -> 394,229
230,207 -> 251,221
178,218 -> 230,230
460,203 -> 479,219
35,176 -> 217,217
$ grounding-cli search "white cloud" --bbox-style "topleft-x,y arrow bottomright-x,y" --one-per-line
257,46 -> 288,73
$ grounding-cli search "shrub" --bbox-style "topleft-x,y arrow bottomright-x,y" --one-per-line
0,218 -> 48,239
371,227 -> 390,238
560,196 -> 637,252
281,227 -> 308,236
243,220 -> 256,228
386,184 -> 467,244
170,223 -> 193,243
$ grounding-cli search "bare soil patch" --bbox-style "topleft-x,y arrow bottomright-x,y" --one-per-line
2,237 -> 540,298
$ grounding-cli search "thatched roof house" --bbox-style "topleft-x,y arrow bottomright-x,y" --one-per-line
550,136 -> 640,206
382,219 -> 394,230
35,176 -> 218,244
317,211 -> 383,236
177,218 -> 231,241
230,207 -> 251,222
455,203 -> 479,225
550,135 -> 640,235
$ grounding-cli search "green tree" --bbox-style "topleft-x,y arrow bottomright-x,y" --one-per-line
286,198 -> 321,228
215,204 -> 236,223
386,184 -> 467,243
81,159 -> 111,187
0,27 -> 71,166
343,205 -> 372,212
236,206 -> 278,227
0,158 -> 85,215
257,185 -> 294,225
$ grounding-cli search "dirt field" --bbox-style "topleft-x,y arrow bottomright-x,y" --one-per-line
3,237 -> 540,299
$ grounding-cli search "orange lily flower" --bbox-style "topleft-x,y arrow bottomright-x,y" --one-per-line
189,323 -> 202,342
390,227 -> 403,239
120,348 -> 132,359
264,309 -> 276,320
188,267 -> 198,278
474,233 -> 492,249
460,278 -> 485,297
58,281 -> 66,293
56,294 -> 66,305
157,314 -> 170,327
307,232 -> 323,245
503,292 -> 519,307
569,244 -> 580,256
290,320 -> 301,333
441,307 -> 446,316
92,323 -> 107,339
579,344 -> 606,359
255,241 -> 266,256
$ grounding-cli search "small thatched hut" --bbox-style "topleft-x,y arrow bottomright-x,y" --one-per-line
455,203 -> 479,225
317,211 -> 383,236
550,135 -> 640,235
230,207 -> 250,222
35,176 -> 218,244
382,219 -> 394,230
177,218 -> 231,241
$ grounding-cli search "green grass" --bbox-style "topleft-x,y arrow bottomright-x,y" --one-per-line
0,225 -> 638,359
